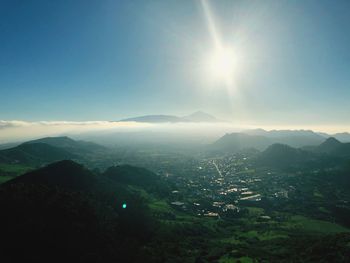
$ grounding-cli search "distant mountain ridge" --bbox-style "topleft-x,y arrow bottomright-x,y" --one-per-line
212,130 -> 350,160
211,130 -> 327,153
0,136 -> 107,166
120,111 -> 219,123
255,137 -> 350,169
245,129 -> 326,147
24,136 -> 107,154
246,129 -> 350,143
211,133 -> 271,152
0,143 -> 77,165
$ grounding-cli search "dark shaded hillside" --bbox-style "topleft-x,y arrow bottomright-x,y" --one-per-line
318,137 -> 343,152
255,138 -> 349,170
0,143 -> 76,165
304,137 -> 350,158
104,165 -> 170,196
256,143 -> 317,169
104,165 -> 159,186
0,160 -> 164,263
5,160 -> 98,191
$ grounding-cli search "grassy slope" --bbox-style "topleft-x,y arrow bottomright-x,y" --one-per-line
0,163 -> 33,184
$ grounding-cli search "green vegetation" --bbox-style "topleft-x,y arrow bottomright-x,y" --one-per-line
0,163 -> 33,184
286,215 -> 350,234
0,163 -> 32,174
1,136 -> 350,262
0,175 -> 13,184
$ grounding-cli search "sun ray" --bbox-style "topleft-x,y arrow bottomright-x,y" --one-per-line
200,0 -> 236,87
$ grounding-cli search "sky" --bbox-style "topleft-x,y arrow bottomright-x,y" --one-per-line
1,0 -> 350,130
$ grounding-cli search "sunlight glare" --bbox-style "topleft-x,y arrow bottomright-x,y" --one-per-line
206,45 -> 235,83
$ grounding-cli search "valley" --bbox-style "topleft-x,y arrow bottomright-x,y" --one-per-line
1,133 -> 350,262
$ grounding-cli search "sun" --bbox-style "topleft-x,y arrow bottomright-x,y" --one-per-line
205,45 -> 236,83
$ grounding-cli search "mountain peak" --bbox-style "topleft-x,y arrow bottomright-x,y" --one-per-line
316,137 -> 342,153
6,160 -> 98,191
332,132 -> 350,143
322,137 -> 341,146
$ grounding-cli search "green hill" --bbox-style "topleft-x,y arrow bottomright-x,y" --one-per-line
6,160 -> 98,191
0,143 -> 77,166
256,143 -> 315,169
0,160 -> 162,263
24,136 -> 107,154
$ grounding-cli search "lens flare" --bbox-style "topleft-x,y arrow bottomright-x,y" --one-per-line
206,46 -> 235,83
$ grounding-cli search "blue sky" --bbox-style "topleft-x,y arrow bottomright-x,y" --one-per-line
0,0 -> 349,127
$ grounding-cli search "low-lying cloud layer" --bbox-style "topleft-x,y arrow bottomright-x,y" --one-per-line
1,120 -> 349,144
0,120 -> 152,143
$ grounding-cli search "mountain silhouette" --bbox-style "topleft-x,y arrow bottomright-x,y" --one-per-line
120,111 -> 218,123
5,160 -> 98,191
332,132 -> 350,143
303,137 -> 350,158
318,137 -> 342,152
256,143 -> 314,168
121,114 -> 182,123
0,160 -> 161,263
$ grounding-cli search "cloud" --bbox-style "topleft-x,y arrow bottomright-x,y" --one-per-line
0,120 -> 151,143
1,119 -> 349,144
0,120 -> 31,129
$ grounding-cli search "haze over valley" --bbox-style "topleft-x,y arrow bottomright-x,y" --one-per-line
1,1 -> 350,262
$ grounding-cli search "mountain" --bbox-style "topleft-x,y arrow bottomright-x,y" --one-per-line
0,136 -> 109,167
0,160 -> 162,262
211,133 -> 272,152
256,143 -> 315,168
211,130 -> 329,154
24,136 -> 107,154
5,160 -> 98,191
318,137 -> 343,152
121,114 -> 182,123
304,137 -> 350,158
245,129 -> 325,147
104,165 -> 160,187
0,143 -> 76,165
0,142 -> 21,150
120,111 -> 219,123
246,129 -> 323,138
332,132 -> 350,143
103,164 -> 169,195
